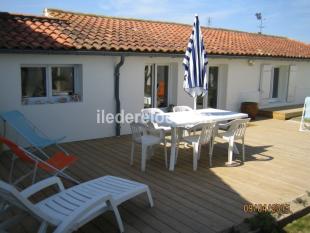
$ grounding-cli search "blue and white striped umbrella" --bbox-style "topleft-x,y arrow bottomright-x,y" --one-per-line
183,14 -> 208,109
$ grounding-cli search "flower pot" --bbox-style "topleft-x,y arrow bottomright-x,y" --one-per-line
241,102 -> 259,120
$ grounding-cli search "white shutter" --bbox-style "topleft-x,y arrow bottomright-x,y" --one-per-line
287,65 -> 297,102
260,65 -> 272,105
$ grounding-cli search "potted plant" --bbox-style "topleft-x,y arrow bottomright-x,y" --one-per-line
241,102 -> 259,120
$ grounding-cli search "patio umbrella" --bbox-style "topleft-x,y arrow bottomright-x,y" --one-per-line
183,14 -> 208,110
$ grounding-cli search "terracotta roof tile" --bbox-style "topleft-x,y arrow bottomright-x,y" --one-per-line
0,9 -> 310,58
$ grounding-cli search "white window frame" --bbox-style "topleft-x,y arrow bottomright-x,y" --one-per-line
144,63 -> 171,109
21,64 -> 82,105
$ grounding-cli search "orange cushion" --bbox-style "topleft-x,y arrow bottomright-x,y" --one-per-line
38,152 -> 77,173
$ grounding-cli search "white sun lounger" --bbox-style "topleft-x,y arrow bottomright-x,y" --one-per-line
0,176 -> 154,233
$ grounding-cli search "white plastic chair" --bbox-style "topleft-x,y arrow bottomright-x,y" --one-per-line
214,118 -> 251,166
300,97 -> 310,131
178,122 -> 216,171
141,108 -> 171,132
130,122 -> 167,171
172,106 -> 193,112
173,106 -> 195,137
0,176 -> 154,233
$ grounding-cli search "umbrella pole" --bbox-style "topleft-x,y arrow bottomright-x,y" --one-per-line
194,96 -> 197,110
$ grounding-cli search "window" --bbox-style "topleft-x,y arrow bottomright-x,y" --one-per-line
144,64 -> 170,108
21,65 -> 82,105
52,67 -> 75,96
21,67 -> 47,98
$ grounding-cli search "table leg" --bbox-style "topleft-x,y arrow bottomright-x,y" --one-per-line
169,127 -> 177,171
227,137 -> 234,165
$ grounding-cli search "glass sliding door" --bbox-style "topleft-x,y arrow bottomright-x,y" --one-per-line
271,67 -> 280,99
144,64 -> 155,108
156,65 -> 169,108
144,64 -> 169,108
196,66 -> 219,108
207,66 -> 219,108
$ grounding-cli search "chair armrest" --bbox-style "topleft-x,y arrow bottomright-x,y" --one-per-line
217,120 -> 234,128
146,128 -> 165,139
20,177 -> 65,198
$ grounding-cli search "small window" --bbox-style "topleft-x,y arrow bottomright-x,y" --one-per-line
21,67 -> 47,98
21,65 -> 82,105
52,67 -> 75,96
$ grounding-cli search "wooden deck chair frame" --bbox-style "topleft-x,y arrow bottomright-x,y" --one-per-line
0,136 -> 79,185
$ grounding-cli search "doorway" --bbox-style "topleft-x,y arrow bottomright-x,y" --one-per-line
144,64 -> 170,108
207,66 -> 219,108
196,66 -> 219,109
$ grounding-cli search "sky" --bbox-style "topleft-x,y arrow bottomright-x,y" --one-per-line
1,0 -> 309,43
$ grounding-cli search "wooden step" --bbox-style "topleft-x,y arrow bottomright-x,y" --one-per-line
259,105 -> 303,120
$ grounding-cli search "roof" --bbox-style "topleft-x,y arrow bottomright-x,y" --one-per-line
1,8 -> 310,59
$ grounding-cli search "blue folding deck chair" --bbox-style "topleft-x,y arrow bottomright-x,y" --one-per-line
1,110 -> 68,158
300,97 -> 310,131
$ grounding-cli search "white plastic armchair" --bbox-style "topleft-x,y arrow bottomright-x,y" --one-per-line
214,118 -> 251,165
173,106 -> 195,137
130,122 -> 167,171
172,106 -> 193,112
179,122 -> 216,171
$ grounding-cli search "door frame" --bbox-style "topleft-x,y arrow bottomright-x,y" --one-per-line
201,65 -> 227,109
144,63 -> 171,109
269,66 -> 280,103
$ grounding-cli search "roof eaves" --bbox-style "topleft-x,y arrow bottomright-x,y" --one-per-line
1,48 -> 310,61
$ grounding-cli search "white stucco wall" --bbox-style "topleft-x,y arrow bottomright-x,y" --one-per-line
221,59 -> 310,111
0,53 -> 309,142
0,54 -> 116,143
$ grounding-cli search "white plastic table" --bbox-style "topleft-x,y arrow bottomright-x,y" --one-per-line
150,108 -> 248,171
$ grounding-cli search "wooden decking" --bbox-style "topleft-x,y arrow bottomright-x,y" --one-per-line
1,118 -> 310,233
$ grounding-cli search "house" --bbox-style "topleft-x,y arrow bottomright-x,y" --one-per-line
0,8 -> 310,142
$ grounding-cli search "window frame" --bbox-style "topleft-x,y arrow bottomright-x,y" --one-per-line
21,64 -> 82,105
